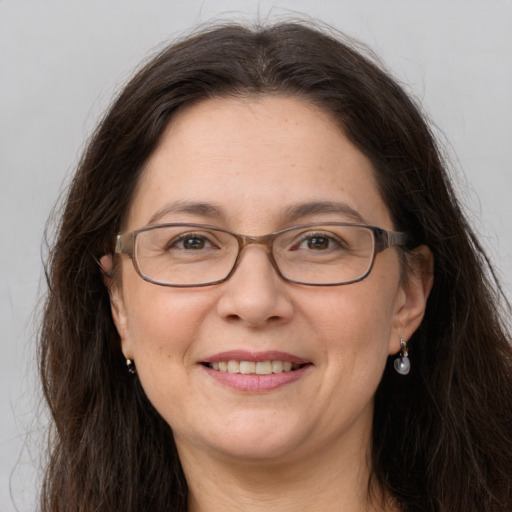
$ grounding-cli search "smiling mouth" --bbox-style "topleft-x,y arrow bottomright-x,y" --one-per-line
204,360 -> 307,375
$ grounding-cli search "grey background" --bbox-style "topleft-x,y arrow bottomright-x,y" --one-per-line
1,1 -> 511,510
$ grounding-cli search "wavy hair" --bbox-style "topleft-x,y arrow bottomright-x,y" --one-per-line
40,21 -> 512,511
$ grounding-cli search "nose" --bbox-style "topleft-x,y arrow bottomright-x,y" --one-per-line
216,245 -> 294,327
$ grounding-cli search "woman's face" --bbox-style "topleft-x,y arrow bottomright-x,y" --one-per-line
111,96 -> 428,466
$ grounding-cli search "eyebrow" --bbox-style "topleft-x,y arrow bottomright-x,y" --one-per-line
147,200 -> 226,225
146,199 -> 367,226
281,201 -> 367,224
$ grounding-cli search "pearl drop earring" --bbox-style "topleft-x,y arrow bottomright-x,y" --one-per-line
394,338 -> 410,375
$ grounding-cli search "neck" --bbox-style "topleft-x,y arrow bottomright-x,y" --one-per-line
179,429 -> 393,512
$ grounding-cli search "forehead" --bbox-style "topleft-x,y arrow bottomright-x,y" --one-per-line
126,95 -> 391,231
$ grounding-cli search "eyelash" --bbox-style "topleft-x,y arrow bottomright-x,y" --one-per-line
292,231 -> 346,250
167,233 -> 216,250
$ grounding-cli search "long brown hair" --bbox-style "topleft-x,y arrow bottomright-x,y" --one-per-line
40,21 -> 512,511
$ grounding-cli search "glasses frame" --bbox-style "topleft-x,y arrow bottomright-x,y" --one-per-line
114,222 -> 409,287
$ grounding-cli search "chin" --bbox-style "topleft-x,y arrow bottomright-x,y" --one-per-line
177,411 -> 314,464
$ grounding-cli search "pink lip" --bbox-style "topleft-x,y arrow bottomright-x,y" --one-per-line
201,364 -> 311,392
203,350 -> 308,365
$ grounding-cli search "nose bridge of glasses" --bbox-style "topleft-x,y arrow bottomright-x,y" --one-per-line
236,233 -> 275,250
231,233 -> 280,274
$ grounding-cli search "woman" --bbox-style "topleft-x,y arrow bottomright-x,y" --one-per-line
39,21 -> 512,511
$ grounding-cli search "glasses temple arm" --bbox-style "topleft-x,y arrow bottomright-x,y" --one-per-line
375,229 -> 410,251
115,233 -> 134,256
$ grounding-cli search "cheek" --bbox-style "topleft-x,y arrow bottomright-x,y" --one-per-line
308,286 -> 397,340
121,285 -> 216,425
276,281 -> 399,436
299,268 -> 401,367
121,275 -> 214,366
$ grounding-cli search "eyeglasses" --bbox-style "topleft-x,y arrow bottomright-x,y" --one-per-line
114,222 -> 408,287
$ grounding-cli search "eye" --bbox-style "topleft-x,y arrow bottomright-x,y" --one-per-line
294,232 -> 345,251
303,235 -> 331,250
168,233 -> 216,250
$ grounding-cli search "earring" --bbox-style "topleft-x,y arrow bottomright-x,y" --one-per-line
394,338 -> 410,375
126,358 -> 137,375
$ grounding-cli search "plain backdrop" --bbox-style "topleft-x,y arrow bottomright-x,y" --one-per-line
1,1 -> 511,510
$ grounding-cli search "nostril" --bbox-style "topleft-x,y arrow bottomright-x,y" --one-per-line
225,313 -> 241,323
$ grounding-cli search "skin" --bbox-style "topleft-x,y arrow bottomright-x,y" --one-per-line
109,96 -> 433,511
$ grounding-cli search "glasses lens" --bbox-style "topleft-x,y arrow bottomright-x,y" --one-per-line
131,223 -> 376,286
274,225 -> 375,285
134,225 -> 238,286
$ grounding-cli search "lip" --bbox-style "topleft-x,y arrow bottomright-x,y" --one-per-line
201,363 -> 311,392
199,350 -> 312,392
203,350 -> 309,365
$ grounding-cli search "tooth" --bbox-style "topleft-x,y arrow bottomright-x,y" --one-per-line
271,361 -> 283,373
256,361 -> 272,375
214,360 -> 298,374
227,360 -> 240,374
240,361 -> 256,374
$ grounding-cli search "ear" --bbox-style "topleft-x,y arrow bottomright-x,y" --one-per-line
99,254 -> 113,277
101,256 -> 133,359
389,245 -> 434,354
